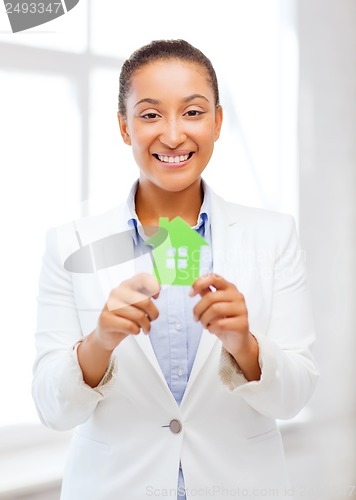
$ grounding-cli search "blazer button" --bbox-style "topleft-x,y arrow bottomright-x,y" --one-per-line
169,419 -> 182,434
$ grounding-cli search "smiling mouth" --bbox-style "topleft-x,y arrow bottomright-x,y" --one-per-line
153,152 -> 194,164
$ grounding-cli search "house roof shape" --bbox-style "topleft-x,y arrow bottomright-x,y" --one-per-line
145,216 -> 208,286
145,216 -> 208,249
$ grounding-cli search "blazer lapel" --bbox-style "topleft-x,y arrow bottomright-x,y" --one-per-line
209,187 -> 246,283
181,187 -> 245,401
133,332 -> 178,400
180,328 -> 218,405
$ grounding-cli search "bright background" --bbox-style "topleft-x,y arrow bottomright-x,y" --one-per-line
0,0 -> 354,498
0,0 -> 299,428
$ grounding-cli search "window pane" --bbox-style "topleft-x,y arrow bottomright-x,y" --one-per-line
89,67 -> 138,212
0,70 -> 81,425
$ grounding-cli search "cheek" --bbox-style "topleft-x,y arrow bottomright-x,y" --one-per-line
198,130 -> 216,152
130,127 -> 153,152
193,118 -> 217,142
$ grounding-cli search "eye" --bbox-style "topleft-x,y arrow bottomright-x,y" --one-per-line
184,110 -> 204,117
141,112 -> 160,120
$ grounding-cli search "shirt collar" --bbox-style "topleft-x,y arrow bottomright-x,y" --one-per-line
125,179 -> 211,244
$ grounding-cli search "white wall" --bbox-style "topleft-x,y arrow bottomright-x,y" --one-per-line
299,0 -> 356,422
285,0 -> 356,495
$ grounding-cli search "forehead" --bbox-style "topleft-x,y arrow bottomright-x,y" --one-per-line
128,59 -> 213,102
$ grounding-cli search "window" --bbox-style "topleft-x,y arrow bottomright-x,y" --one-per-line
165,247 -> 189,270
0,70 -> 81,427
0,1 -> 299,495
0,0 -> 298,444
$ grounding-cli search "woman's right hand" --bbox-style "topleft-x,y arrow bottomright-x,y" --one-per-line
94,272 -> 161,352
77,273 -> 160,387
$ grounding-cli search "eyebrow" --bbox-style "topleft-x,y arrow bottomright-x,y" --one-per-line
134,94 -> 209,108
134,98 -> 160,108
184,94 -> 209,103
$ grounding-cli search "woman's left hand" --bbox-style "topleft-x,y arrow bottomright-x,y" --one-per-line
190,273 -> 261,381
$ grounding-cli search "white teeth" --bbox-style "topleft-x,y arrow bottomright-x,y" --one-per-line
157,154 -> 190,163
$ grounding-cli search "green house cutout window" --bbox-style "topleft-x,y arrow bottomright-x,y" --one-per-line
145,217 -> 209,286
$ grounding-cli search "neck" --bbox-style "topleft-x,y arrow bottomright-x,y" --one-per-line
135,178 -> 204,227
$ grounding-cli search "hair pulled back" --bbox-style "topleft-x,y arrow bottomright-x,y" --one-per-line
118,39 -> 220,118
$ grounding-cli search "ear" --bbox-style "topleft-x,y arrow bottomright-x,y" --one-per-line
214,105 -> 223,141
118,112 -> 131,145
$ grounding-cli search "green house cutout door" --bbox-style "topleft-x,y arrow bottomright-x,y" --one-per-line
145,216 -> 209,286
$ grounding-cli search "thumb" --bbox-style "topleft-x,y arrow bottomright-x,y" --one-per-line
130,272 -> 161,299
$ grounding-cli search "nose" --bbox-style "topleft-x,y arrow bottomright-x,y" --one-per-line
159,119 -> 187,149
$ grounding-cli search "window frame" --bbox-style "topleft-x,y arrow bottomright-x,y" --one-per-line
0,2 -> 303,493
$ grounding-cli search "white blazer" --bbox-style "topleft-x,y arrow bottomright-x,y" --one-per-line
32,182 -> 319,500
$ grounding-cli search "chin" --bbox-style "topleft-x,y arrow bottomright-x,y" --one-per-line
158,178 -> 200,193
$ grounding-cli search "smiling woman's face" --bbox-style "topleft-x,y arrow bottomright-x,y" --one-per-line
118,59 -> 223,194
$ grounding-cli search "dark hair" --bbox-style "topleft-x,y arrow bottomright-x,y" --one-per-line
118,39 -> 220,118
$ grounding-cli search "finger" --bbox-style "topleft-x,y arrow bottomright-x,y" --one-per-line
132,297 -> 159,322
107,294 -> 159,329
199,301 -> 242,328
107,273 -> 160,311
99,309 -> 141,336
206,317 -> 235,335
192,290 -> 226,320
206,316 -> 249,337
194,289 -> 245,322
126,272 -> 161,298
107,288 -> 157,315
189,273 -> 231,297
110,292 -> 159,322
107,287 -> 146,311
111,304 -> 152,334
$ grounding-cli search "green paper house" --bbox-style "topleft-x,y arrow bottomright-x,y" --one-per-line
145,216 -> 209,286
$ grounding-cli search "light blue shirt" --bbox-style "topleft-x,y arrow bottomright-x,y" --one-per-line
125,180 -> 213,499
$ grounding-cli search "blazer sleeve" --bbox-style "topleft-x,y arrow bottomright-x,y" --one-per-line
219,214 -> 319,419
32,227 -> 118,431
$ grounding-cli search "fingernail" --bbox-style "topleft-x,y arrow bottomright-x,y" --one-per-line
189,288 -> 195,296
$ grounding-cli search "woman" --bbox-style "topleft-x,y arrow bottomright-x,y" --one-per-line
33,40 -> 319,499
